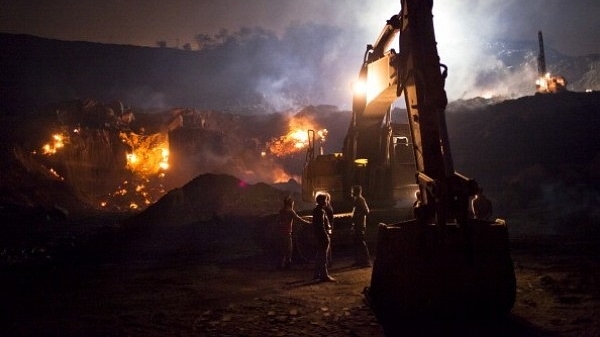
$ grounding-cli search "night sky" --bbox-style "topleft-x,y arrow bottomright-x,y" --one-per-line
1,0 -> 599,108
2,0 -> 598,54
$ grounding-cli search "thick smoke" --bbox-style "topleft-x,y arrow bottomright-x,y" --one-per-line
3,1 -> 597,114
184,24 -> 362,113
433,1 -> 539,100
175,0 -> 596,112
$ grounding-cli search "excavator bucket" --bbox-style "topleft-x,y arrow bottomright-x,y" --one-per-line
366,218 -> 516,328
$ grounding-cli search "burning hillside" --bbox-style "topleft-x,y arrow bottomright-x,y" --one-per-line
1,90 -> 599,240
0,100 -> 348,215
3,99 -> 171,212
266,113 -> 328,158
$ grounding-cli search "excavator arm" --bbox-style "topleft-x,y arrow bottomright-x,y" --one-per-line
347,0 -> 477,223
351,14 -> 401,123
365,0 -> 516,328
397,0 -> 478,226
341,13 -> 417,208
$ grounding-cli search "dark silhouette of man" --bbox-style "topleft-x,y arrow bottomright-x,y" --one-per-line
351,185 -> 372,267
312,194 -> 336,282
276,196 -> 310,269
323,192 -> 334,268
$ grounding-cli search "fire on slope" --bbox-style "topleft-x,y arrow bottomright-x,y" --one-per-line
120,132 -> 170,177
106,131 -> 170,210
31,100 -> 173,211
40,133 -> 66,155
536,32 -> 567,94
37,126 -> 170,211
536,72 -> 567,94
30,102 -> 334,212
266,114 -> 328,157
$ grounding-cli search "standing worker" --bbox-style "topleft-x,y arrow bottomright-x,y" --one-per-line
312,194 -> 336,282
276,196 -> 310,270
323,193 -> 334,268
351,185 -> 372,267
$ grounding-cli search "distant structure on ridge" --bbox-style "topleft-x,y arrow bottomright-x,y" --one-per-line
536,31 -> 567,94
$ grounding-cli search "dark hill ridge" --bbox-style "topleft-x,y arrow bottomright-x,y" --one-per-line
448,91 -> 600,181
0,33 -> 269,114
2,32 -> 600,116
447,91 -> 600,235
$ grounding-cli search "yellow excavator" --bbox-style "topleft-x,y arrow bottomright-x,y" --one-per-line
303,0 -> 516,330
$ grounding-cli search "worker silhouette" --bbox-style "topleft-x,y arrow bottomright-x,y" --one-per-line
312,194 -> 336,282
351,185 -> 372,267
471,188 -> 493,220
413,190 -> 422,219
276,196 -> 310,270
323,193 -> 334,268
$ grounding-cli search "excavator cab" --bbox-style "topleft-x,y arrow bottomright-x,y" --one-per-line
361,0 -> 516,331
302,120 -> 417,209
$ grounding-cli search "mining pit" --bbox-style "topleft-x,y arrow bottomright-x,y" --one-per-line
1,93 -> 600,336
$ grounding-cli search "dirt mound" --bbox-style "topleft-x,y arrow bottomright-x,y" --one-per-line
125,173 -> 300,228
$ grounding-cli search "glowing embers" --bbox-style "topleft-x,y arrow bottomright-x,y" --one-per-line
100,179 -> 162,210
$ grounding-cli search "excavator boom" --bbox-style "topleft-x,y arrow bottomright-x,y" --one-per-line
364,0 -> 516,330
302,14 -> 417,208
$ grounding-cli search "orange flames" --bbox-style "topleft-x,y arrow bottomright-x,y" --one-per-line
267,115 -> 327,157
40,133 -> 67,155
100,179 -> 162,211
120,131 -> 170,177
110,131 -> 170,210
536,72 -> 567,94
37,129 -> 170,211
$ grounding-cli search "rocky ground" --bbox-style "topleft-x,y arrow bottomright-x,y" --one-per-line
0,211 -> 599,337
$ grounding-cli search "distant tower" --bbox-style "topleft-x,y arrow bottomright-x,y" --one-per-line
537,31 -> 546,78
535,30 -> 567,94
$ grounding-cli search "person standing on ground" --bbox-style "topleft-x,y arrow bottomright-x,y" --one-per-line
312,194 -> 336,282
413,190 -> 422,219
276,195 -> 310,270
323,193 -> 334,268
351,185 -> 372,267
